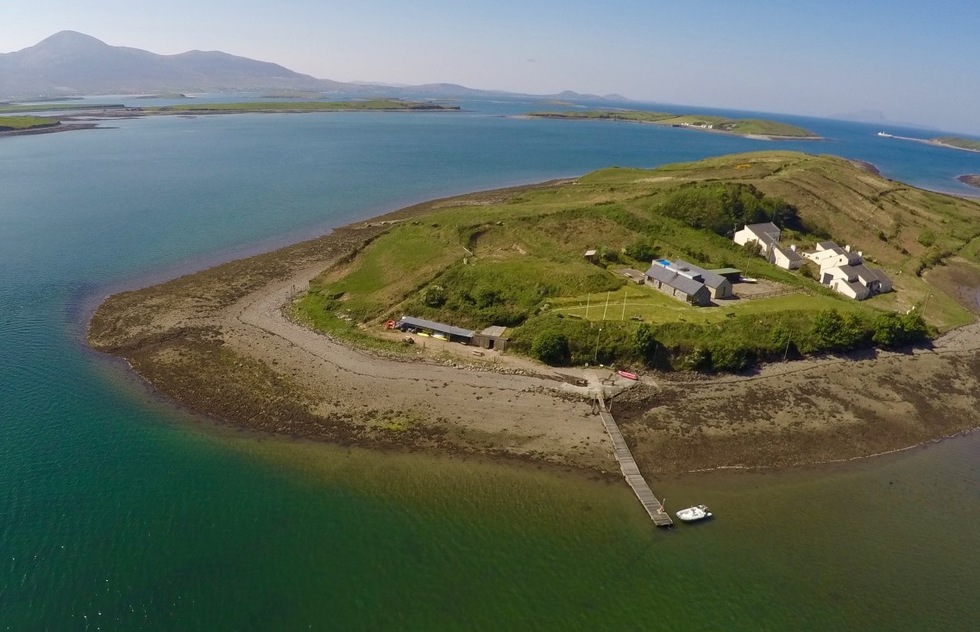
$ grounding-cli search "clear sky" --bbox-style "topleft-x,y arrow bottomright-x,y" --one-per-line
3,0 -> 979,134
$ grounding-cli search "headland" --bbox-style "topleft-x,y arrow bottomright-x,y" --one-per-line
88,152 -> 980,475
526,109 -> 820,140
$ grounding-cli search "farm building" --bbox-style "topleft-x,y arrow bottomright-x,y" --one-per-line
670,259 -> 734,300
733,222 -> 804,270
471,325 -> 510,351
644,260 -> 712,306
395,316 -> 511,350
802,241 -> 892,300
395,316 -> 475,344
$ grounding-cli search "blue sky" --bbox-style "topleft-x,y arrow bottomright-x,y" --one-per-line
4,0 -> 979,134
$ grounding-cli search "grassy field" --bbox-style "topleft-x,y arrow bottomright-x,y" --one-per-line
294,151 -> 980,369
528,109 -> 818,137
0,115 -> 59,131
0,103 -> 125,114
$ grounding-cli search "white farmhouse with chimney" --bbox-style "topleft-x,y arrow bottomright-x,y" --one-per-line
802,241 -> 892,300
733,222 -> 804,270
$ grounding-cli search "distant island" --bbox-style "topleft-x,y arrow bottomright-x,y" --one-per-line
877,132 -> 980,154
934,137 -> 980,153
0,100 -> 460,137
527,109 -> 819,139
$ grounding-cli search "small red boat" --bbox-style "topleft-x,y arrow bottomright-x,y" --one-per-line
616,370 -> 638,380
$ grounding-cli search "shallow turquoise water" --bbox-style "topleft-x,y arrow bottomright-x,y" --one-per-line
1,102 -> 978,629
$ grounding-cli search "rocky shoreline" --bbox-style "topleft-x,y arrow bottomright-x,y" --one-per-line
957,174 -> 980,189
88,183 -> 980,475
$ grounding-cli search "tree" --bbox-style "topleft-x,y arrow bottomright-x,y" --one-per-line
531,330 -> 571,366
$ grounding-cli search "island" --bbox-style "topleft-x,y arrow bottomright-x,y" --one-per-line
877,131 -> 980,155
0,115 -> 60,132
934,136 -> 980,153
527,109 -> 819,139
958,174 -> 980,189
88,151 -> 980,475
0,99 -> 460,137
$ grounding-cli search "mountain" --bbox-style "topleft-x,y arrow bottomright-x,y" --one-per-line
0,32 -> 631,104
0,31 -> 346,97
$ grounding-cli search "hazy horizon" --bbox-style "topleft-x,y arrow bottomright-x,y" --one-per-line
4,1 -> 979,136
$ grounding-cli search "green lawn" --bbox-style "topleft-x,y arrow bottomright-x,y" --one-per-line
550,283 -> 873,326
0,115 -> 59,130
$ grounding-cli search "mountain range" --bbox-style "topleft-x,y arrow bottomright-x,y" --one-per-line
0,31 -> 622,102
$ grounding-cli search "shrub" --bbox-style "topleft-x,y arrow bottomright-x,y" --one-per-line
531,330 -> 571,365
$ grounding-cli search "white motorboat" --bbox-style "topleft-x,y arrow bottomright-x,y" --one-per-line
675,504 -> 712,522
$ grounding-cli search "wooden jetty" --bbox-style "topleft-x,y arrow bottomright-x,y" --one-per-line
596,393 -> 673,527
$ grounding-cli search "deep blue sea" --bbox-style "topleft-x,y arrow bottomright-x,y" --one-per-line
2,96 -> 979,629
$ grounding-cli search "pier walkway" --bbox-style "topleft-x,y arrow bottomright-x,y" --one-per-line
596,392 -> 673,527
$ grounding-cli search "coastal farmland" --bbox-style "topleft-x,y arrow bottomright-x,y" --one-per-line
293,151 -> 980,370
88,150 -> 980,473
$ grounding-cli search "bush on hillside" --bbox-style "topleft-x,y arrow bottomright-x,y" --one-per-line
656,182 -> 803,236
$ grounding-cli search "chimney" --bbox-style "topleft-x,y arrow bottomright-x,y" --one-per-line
845,244 -> 851,252
790,244 -> 797,252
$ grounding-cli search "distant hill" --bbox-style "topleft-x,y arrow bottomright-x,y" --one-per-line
0,31 -> 630,104
0,31 -> 345,97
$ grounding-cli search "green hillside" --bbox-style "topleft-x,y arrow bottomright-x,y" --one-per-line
294,151 -> 980,371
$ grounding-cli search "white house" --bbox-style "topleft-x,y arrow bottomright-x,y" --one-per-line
733,222 -> 804,270
802,241 -> 892,300
803,241 -> 863,269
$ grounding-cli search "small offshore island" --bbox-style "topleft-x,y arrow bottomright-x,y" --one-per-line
0,99 -> 460,137
88,151 -> 980,475
528,109 -> 819,139
958,175 -> 980,189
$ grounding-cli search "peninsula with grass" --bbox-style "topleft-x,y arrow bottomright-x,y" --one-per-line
88,151 -> 980,473
0,99 -> 460,137
528,109 -> 819,139
933,136 -> 980,153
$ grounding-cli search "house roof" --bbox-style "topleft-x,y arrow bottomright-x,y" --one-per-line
774,244 -> 804,262
397,316 -> 474,338
672,259 -> 728,289
839,279 -> 870,298
710,267 -> 742,276
645,263 -> 709,296
745,222 -> 781,238
851,264 -> 891,285
479,325 -> 509,338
